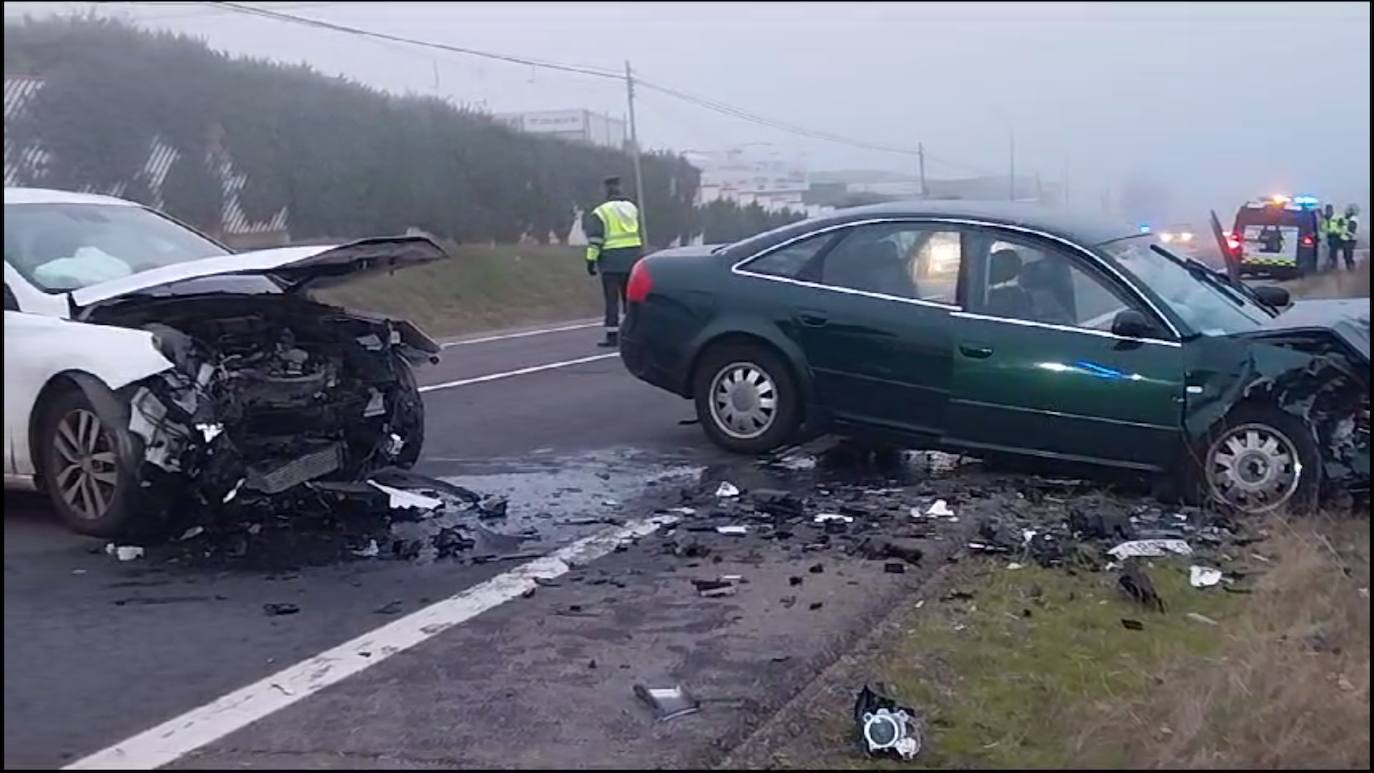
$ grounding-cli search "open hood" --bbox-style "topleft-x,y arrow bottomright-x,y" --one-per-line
69,236 -> 448,308
1248,298 -> 1370,364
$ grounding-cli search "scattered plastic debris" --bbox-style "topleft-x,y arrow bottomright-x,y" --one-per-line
352,539 -> 380,558
1107,539 -> 1193,560
262,602 -> 300,616
175,526 -> 205,542
1006,562 -> 1023,570
813,513 -> 855,525
694,578 -> 737,598
715,481 -> 741,498
1118,563 -> 1165,612
1189,565 -> 1224,588
633,684 -> 700,722
368,481 -> 443,512
716,525 -> 749,536
1185,612 -> 1220,626
1120,618 -> 1145,631
854,684 -> 922,760
105,544 -> 144,562
926,499 -> 955,517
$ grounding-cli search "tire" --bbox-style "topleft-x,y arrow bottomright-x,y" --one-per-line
1190,405 -> 1321,515
38,388 -> 145,537
693,343 -> 801,454
391,357 -> 425,468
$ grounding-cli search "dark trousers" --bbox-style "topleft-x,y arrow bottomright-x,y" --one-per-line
601,271 -> 628,332
1341,240 -> 1356,270
1327,236 -> 1344,270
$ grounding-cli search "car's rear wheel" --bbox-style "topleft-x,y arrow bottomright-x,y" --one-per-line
1197,406 -> 1320,514
39,389 -> 144,537
694,344 -> 800,454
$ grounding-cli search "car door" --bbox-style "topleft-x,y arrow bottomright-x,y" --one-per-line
944,228 -> 1185,470
777,221 -> 961,438
3,283 -> 20,475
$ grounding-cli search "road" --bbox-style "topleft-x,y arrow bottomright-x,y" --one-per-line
3,320 -> 932,770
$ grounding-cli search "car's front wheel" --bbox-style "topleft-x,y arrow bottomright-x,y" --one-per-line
694,344 -> 801,454
39,388 -> 145,537
390,356 -> 425,468
1198,406 -> 1320,514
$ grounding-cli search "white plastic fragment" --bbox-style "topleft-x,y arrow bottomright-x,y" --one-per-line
715,481 -> 740,498
223,478 -> 244,503
175,526 -> 205,542
1106,538 -> 1193,560
105,544 -> 144,561
352,539 -> 380,558
716,525 -> 749,536
1189,565 -> 1223,588
1022,529 -> 1037,544
195,423 -> 224,443
666,507 -> 697,516
1006,562 -> 1023,570
813,513 -> 854,524
367,481 -> 443,512
1185,612 -> 1220,626
926,499 -> 955,517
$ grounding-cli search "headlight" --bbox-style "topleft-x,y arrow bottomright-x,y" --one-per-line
1181,232 -> 1194,242
1160,233 -> 1175,243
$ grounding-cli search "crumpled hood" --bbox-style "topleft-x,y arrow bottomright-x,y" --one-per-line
1254,298 -> 1371,364
69,236 -> 448,308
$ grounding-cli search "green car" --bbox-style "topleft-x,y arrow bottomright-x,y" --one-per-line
620,202 -> 1370,514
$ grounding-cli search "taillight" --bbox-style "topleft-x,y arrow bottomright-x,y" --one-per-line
626,260 -> 653,303
1301,235 -> 1315,247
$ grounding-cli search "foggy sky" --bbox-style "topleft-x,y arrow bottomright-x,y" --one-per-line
5,1 -> 1371,219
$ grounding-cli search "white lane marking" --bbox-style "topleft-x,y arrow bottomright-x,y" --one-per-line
440,321 -> 599,348
418,353 -> 618,393
65,514 -> 677,771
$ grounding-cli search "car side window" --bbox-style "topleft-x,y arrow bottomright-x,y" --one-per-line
741,232 -> 833,279
818,223 -> 961,304
972,236 -> 1135,333
3,283 -> 18,312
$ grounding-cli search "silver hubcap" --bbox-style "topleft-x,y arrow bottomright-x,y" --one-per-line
709,362 -> 779,440
1207,423 -> 1301,513
54,408 -> 118,521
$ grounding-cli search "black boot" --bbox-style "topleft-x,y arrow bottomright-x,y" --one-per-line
597,330 -> 619,348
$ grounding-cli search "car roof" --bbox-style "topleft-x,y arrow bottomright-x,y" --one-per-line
726,200 -> 1144,259
4,187 -> 140,207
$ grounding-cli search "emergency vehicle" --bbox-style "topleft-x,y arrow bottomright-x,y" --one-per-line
1227,194 -> 1322,278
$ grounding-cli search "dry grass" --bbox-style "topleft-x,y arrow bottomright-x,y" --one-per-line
1077,517 -> 1370,769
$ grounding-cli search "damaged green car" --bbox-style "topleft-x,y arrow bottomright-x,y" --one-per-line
619,203 -> 1370,513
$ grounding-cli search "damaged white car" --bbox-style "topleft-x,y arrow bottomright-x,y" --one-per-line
3,187 -> 443,537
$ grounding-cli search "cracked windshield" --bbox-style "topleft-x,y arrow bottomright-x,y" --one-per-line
2,2 -> 1368,770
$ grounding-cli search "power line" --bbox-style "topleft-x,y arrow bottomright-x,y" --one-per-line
200,1 -> 1000,176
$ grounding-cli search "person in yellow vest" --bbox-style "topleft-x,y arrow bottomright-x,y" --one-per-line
1322,203 -> 1346,272
584,176 -> 644,347
1339,204 -> 1360,271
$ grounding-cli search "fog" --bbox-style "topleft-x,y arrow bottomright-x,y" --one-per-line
5,1 -> 1371,219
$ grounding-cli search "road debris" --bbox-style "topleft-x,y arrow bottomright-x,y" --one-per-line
1118,563 -> 1166,612
262,602 -> 300,616
1185,612 -> 1220,626
854,684 -> 922,760
352,539 -> 380,558
925,499 -> 955,518
1120,618 -> 1145,631
1107,539 -> 1193,560
715,481 -> 741,498
368,481 -> 443,512
633,684 -> 700,722
693,578 -> 737,598
716,525 -> 749,536
1189,565 -> 1224,588
175,526 -> 205,542
105,544 -> 145,561
813,513 -> 855,525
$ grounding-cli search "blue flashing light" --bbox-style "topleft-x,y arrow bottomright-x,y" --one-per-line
1294,195 -> 1319,208
1138,224 -> 1151,233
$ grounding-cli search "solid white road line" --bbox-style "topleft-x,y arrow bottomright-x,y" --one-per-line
418,353 -> 618,393
440,320 -> 600,348
64,515 -> 678,771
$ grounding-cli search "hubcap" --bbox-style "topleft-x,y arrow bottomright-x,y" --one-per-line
1207,423 -> 1301,513
709,362 -> 779,440
53,408 -> 118,521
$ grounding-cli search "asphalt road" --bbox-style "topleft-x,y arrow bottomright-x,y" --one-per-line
3,320 -> 928,770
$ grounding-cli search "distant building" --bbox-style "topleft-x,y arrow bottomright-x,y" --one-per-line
493,109 -> 626,150
685,144 -> 819,215
807,168 -> 1060,207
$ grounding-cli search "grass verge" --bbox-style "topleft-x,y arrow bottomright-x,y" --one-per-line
749,516 -> 1369,770
317,243 -> 602,338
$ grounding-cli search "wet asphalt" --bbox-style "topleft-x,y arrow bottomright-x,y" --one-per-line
3,323 -> 938,769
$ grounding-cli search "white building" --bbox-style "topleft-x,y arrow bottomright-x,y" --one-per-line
493,109 -> 626,151
685,144 -> 810,214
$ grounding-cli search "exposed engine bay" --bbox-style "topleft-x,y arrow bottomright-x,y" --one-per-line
87,292 -> 436,517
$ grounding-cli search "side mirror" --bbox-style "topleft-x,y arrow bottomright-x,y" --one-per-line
1251,285 -> 1291,308
1111,309 -> 1157,339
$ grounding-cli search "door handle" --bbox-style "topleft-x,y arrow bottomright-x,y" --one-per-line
797,311 -> 829,328
959,343 -> 994,359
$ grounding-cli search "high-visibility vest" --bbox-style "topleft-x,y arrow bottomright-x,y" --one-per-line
1327,214 -> 1346,237
593,200 -> 642,249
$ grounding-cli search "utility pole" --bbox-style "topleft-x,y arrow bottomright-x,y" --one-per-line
624,60 -> 649,248
1008,132 -> 1016,201
917,142 -> 927,199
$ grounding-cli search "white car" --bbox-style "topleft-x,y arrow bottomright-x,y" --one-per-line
3,187 -> 444,537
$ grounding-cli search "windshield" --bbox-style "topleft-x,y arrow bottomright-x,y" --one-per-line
3,203 -> 229,293
1101,235 -> 1273,336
